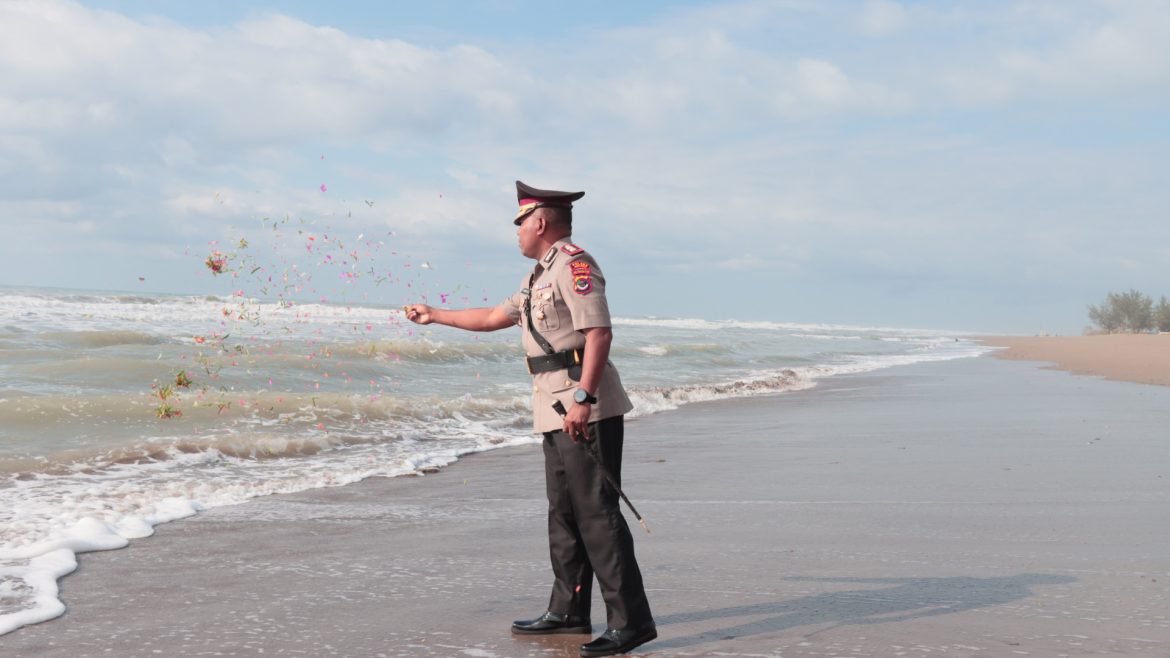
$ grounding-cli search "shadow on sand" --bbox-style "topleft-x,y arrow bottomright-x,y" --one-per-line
648,573 -> 1077,652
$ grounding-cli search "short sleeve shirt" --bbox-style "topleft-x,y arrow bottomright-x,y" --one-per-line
497,238 -> 634,433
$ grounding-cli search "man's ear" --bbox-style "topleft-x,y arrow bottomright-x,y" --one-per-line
533,214 -> 547,235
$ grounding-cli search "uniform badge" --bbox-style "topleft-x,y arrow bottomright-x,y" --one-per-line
570,261 -> 592,295
561,243 -> 584,256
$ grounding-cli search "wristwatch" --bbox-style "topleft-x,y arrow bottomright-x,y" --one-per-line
573,388 -> 598,405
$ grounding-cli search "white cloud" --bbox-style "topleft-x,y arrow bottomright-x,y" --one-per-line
0,2 -> 519,148
941,0 -> 1170,105
0,0 -> 1168,330
0,0 -> 525,255
796,58 -> 852,104
858,0 -> 908,37
777,57 -> 914,115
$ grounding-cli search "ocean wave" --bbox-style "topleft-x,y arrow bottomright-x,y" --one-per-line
327,338 -> 520,362
47,293 -> 158,305
628,340 -> 989,415
0,291 -> 410,341
0,389 -> 531,440
628,369 -> 814,415
0,394 -> 156,434
9,357 -> 172,386
36,330 -> 163,349
614,316 -> 972,336
789,333 -> 864,341
624,342 -> 728,358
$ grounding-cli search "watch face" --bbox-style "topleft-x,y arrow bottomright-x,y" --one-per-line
574,389 -> 587,403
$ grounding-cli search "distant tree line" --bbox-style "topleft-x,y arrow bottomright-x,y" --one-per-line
1087,289 -> 1170,333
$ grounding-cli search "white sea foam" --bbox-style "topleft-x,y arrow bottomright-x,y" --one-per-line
627,340 -> 990,415
0,290 -> 409,344
0,423 -> 538,635
790,333 -> 864,341
0,549 -> 77,635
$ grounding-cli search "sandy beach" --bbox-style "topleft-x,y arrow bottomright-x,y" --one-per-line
981,333 -> 1170,387
3,355 -> 1169,657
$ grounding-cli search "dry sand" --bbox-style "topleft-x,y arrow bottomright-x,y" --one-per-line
981,333 -> 1170,387
3,356 -> 1169,657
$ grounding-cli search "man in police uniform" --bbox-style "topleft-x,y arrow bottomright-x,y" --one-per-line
405,181 -> 656,657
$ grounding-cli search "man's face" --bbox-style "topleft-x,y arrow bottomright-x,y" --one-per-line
516,211 -> 542,259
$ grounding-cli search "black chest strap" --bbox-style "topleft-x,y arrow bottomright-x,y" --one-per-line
524,270 -> 585,382
524,271 -> 556,356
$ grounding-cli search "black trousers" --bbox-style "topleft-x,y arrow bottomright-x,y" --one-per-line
542,415 -> 653,630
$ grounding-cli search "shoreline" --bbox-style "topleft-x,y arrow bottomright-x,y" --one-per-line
0,335 -> 986,639
4,355 -> 1168,656
979,333 -> 1170,387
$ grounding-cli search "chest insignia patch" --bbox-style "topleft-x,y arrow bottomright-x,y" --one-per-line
570,261 -> 593,295
561,243 -> 584,256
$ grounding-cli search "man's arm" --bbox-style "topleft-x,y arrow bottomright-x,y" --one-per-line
405,304 -> 515,332
562,325 -> 612,439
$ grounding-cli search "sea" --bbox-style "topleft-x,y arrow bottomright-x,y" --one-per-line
0,284 -> 989,635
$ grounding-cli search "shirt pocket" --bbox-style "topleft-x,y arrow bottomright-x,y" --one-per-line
533,291 -> 562,332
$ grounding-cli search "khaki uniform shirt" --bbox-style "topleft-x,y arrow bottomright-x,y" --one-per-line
498,238 -> 634,433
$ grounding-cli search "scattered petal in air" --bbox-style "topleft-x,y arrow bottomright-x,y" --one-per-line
205,251 -> 228,274
147,166 -> 478,421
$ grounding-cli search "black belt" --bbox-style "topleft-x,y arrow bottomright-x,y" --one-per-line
526,348 -> 584,375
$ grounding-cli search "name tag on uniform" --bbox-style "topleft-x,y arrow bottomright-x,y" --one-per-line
534,282 -> 553,290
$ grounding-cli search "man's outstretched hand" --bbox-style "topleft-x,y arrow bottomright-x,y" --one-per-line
404,304 -> 433,324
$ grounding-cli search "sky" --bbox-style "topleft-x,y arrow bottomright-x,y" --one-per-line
2,0 -> 1169,334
